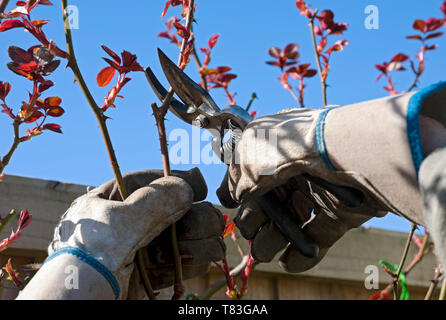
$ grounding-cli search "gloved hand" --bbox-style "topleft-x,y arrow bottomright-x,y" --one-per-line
49,168 -> 225,299
218,108 -> 388,273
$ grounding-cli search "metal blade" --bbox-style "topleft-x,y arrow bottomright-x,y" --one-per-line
145,66 -> 197,124
158,48 -> 220,112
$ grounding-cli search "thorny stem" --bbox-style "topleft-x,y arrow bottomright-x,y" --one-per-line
149,0 -> 195,300
60,0 -> 157,300
393,223 -> 416,300
151,104 -> 172,176
61,0 -> 127,201
309,10 -> 327,107
0,120 -> 20,175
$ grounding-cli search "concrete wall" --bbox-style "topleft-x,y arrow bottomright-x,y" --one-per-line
0,174 -> 441,299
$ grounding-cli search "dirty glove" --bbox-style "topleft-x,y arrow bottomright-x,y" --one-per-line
76,168 -> 224,299
20,168 -> 221,300
101,169 -> 226,297
219,82 -> 446,273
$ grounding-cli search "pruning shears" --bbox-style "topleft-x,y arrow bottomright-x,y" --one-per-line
145,48 -> 319,259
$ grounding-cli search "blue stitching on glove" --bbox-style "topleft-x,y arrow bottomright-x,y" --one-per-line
315,107 -> 338,171
44,247 -> 120,299
407,81 -> 446,178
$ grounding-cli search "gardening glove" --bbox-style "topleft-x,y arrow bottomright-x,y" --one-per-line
102,169 -> 226,295
36,167 -> 221,300
218,81 -> 446,273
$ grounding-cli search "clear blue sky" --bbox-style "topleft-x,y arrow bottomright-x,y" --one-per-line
1,0 -> 445,233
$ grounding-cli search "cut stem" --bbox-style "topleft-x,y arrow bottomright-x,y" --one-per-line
148,0 -> 195,300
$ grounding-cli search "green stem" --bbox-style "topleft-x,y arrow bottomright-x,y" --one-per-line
61,0 -> 127,201
0,210 -> 16,235
440,278 -> 446,300
0,120 -> 20,175
190,25 -> 208,91
245,92 -> 257,112
148,0 -> 195,300
309,10 -> 327,107
393,223 -> 416,300
60,0 -> 157,300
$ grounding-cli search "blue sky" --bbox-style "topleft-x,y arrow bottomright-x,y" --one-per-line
1,0 -> 445,233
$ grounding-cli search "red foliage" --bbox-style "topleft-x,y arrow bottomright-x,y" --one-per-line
7,46 -> 60,83
207,68 -> 238,105
158,16 -> 182,46
0,0 -> 67,58
375,53 -> 409,95
200,34 -> 220,71
161,0 -> 192,18
3,259 -> 23,287
0,81 -> 12,102
266,44 -> 299,71
0,210 -> 32,252
369,289 -> 392,300
1,44 -> 64,141
96,46 -> 143,112
376,1 -> 445,95
267,44 -> 316,107
295,0 -> 314,19
316,10 -> 348,35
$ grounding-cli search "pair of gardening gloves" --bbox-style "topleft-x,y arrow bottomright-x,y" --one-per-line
19,83 -> 446,299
